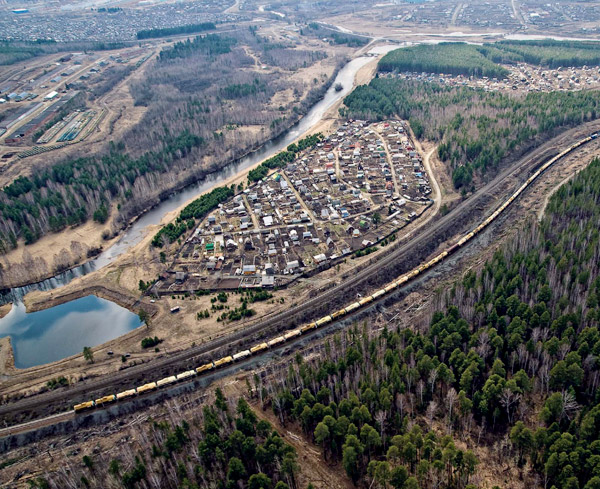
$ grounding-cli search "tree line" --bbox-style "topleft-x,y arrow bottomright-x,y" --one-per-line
489,40 -> 600,68
152,185 -> 234,247
378,41 -> 600,80
378,43 -> 509,79
136,22 -> 216,40
247,133 -> 324,183
341,77 -> 600,189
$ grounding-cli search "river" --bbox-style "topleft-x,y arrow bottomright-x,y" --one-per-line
1,54 -> 376,305
0,51 -> 386,367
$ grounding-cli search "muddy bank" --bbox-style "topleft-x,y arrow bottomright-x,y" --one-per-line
0,303 -> 11,319
23,285 -> 156,317
0,336 -> 15,376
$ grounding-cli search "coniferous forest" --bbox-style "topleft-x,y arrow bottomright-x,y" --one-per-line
263,157 -> 600,489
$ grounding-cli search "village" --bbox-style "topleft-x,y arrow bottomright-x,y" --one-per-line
390,62 -> 600,93
153,120 -> 433,295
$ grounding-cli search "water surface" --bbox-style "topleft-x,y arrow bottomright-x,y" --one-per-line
0,295 -> 142,368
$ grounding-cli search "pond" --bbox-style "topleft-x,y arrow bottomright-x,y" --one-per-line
0,295 -> 142,368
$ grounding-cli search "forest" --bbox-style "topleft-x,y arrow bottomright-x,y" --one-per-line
378,43 -> 509,79
0,39 -> 128,65
259,156 -> 600,488
136,22 -> 216,40
488,40 -> 600,68
0,29 -> 341,256
37,391 -> 301,489
342,78 -> 600,188
378,41 -> 600,79
0,131 -> 203,252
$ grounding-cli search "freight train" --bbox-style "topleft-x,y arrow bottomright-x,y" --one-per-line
73,132 -> 599,413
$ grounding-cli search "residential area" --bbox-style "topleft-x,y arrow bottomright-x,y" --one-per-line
154,120 -> 433,295
389,62 -> 600,93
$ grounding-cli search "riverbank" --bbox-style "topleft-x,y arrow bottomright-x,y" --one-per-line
0,336 -> 14,376
0,303 -> 11,319
0,55 -> 347,291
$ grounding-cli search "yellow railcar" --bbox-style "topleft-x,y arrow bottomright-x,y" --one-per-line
196,362 -> 214,374
300,323 -> 317,333
214,356 -> 234,368
358,296 -> 374,306
344,302 -> 361,314
74,400 -> 95,412
95,394 -> 116,406
331,309 -> 346,320
250,342 -> 269,354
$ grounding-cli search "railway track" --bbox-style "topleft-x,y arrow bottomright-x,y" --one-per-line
1,122 -> 599,426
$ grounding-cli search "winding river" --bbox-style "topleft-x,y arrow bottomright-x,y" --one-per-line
0,51 -> 388,367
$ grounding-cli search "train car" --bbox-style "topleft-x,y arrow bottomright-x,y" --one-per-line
316,316 -> 332,327
344,302 -> 361,314
157,376 -> 178,388
447,243 -> 459,255
331,309 -> 346,320
196,362 -> 214,374
214,356 -> 234,368
300,323 -> 317,334
176,370 -> 196,381
358,296 -> 374,306
384,283 -> 397,293
95,394 -> 116,406
74,400 -> 95,412
233,350 -> 251,361
137,382 -> 158,394
116,389 -> 137,401
268,335 -> 287,346
372,289 -> 386,300
284,329 -> 302,340
592,133 -> 598,139
250,342 -> 268,354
